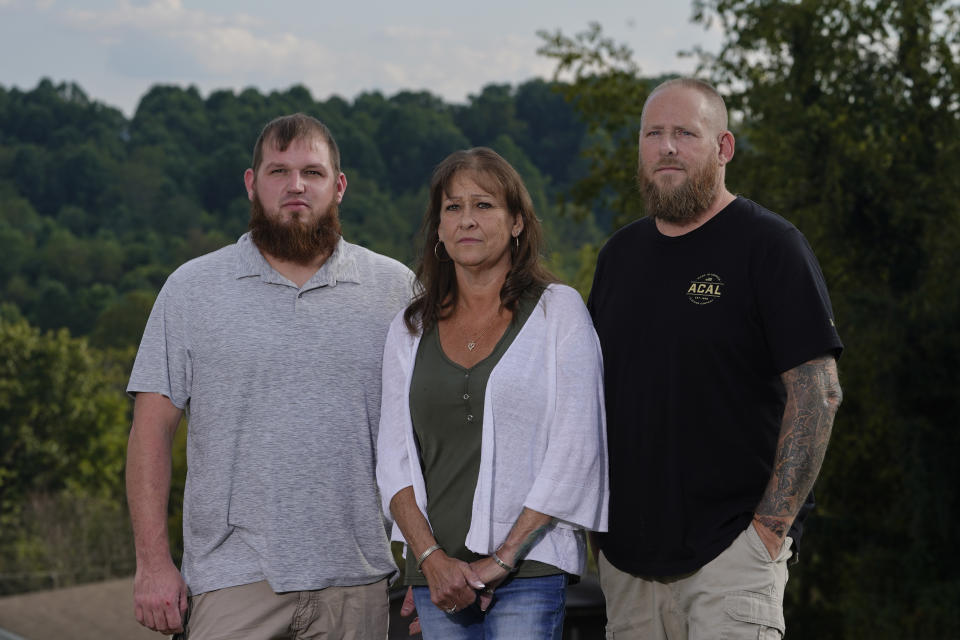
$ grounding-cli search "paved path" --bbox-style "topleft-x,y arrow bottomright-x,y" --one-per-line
0,577 -> 161,640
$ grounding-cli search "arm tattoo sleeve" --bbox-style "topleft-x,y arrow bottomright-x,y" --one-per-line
755,355 -> 843,535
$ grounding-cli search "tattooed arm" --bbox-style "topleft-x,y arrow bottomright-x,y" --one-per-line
753,354 -> 843,558
497,508 -> 555,568
468,508 -> 555,609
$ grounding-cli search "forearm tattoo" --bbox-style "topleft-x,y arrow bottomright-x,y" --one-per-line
755,355 -> 842,536
514,520 -> 555,562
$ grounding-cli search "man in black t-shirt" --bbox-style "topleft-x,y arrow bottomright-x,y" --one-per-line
588,78 -> 843,639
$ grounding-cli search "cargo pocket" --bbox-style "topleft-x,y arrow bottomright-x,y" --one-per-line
723,590 -> 785,639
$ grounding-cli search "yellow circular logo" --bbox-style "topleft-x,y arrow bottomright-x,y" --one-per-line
686,273 -> 724,305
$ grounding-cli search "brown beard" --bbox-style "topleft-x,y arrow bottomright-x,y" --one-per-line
638,157 -> 721,225
248,193 -> 341,264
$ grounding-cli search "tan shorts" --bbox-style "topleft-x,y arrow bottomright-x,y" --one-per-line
599,525 -> 792,640
181,578 -> 389,640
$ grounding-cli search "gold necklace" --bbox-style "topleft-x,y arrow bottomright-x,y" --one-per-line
454,307 -> 503,351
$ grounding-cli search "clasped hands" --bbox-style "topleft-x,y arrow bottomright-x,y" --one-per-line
401,550 -> 512,634
423,550 -> 510,612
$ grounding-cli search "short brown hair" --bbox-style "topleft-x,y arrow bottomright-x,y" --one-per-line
251,113 -> 341,174
404,147 -> 557,333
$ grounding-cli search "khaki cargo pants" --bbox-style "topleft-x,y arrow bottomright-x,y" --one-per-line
599,525 -> 793,639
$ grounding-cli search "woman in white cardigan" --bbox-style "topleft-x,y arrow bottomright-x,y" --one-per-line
376,147 -> 608,639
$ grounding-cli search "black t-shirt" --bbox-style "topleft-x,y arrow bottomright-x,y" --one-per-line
588,197 -> 843,577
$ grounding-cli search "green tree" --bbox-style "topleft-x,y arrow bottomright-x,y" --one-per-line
339,176 -> 421,264
10,145 -> 53,213
537,22 -> 653,229
376,92 -> 471,193
0,315 -> 135,592
0,317 -> 130,508
513,78 -> 589,186
89,289 -> 155,350
454,84 -> 529,149
0,79 -> 125,155
0,315 -> 133,585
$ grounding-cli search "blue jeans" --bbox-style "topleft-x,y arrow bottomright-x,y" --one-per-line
411,573 -> 566,639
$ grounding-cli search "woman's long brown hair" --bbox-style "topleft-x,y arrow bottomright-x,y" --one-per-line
403,147 -> 557,333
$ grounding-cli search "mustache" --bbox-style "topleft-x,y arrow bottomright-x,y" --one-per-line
654,160 -> 686,170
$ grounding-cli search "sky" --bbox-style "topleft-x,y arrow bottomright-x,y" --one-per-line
0,0 -> 723,116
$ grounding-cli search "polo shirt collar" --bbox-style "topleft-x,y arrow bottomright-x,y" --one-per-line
234,232 -> 361,288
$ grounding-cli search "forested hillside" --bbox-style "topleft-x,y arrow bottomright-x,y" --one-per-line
0,77 -> 603,346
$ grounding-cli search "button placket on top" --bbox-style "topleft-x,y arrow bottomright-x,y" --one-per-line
463,371 -> 475,423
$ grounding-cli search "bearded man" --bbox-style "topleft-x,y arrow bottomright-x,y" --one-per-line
125,114 -> 413,639
587,79 -> 844,639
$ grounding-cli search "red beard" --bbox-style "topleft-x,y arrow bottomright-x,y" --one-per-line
637,157 -> 721,225
248,193 -> 341,264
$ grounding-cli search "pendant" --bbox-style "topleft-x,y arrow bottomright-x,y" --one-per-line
467,341 -> 477,351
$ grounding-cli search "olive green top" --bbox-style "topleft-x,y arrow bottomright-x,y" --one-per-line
403,289 -> 561,585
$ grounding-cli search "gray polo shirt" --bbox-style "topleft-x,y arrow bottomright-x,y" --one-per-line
128,232 -> 414,595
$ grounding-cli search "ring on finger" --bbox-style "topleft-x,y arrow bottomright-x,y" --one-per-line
445,605 -> 457,614
482,587 -> 494,595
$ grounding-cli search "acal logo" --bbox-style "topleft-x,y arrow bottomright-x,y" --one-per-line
686,273 -> 724,305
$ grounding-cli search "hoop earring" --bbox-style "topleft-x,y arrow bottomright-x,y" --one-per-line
513,234 -> 519,252
434,240 -> 452,263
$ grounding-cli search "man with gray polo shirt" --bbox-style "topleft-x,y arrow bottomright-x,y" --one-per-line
125,113 -> 413,639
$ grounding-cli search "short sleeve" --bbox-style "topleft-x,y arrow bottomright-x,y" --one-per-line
756,227 -> 843,373
126,281 -> 192,408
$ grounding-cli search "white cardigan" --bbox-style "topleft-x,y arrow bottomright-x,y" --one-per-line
376,284 -> 609,576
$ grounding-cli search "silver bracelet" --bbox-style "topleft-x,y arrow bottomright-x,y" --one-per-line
416,544 -> 443,570
492,552 -> 516,573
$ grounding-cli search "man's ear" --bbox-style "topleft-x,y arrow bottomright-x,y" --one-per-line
335,172 -> 347,203
718,131 -> 735,166
244,168 -> 256,201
